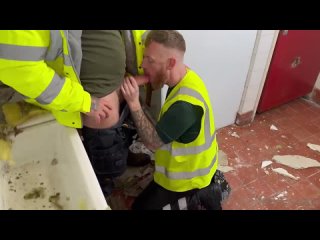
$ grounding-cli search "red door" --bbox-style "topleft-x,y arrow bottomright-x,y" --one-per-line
257,30 -> 320,113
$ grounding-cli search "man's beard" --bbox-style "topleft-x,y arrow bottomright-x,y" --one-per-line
151,71 -> 166,90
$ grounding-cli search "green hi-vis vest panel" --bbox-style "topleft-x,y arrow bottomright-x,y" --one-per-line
154,69 -> 219,192
0,30 -> 91,128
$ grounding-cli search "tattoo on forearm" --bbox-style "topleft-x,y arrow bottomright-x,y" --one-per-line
131,108 -> 164,150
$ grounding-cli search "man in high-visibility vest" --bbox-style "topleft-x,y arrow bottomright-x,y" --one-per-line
80,30 -> 150,196
121,30 -> 231,210
0,30 -> 111,127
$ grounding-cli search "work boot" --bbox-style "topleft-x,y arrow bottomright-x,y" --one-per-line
213,170 -> 231,202
189,170 -> 231,210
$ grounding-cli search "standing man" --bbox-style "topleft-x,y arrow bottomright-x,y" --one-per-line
0,30 -> 110,127
80,30 -> 149,195
121,30 -> 230,210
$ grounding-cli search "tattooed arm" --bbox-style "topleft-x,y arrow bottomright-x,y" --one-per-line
120,76 -> 164,151
130,108 -> 164,151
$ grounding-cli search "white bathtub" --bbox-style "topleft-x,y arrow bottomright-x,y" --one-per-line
0,115 -> 109,210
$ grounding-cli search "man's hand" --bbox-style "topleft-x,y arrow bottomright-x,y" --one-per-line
85,96 -> 112,124
121,76 -> 141,111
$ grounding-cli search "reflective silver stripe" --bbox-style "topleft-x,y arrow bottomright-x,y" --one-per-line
178,198 -> 187,210
141,30 -> 150,44
163,204 -> 171,210
121,30 -> 138,76
155,152 -> 217,180
45,30 -> 63,61
67,30 -> 82,75
0,43 -> 47,61
160,87 -> 215,156
35,73 -> 65,105
63,54 -> 72,66
161,132 -> 216,157
60,30 -> 72,67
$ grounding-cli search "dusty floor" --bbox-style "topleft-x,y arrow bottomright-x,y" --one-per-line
219,98 -> 320,210
108,97 -> 320,210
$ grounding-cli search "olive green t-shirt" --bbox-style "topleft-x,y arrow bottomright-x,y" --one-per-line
155,87 -> 203,144
80,30 -> 126,98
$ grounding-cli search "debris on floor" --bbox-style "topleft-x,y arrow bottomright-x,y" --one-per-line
261,160 -> 273,168
272,155 -> 320,169
218,166 -> 235,173
217,150 -> 234,173
272,167 -> 300,180
129,139 -> 154,160
230,132 -> 240,138
105,161 -> 155,210
273,191 -> 288,200
307,143 -> 320,153
114,163 -> 154,198
127,140 -> 154,167
218,98 -> 320,209
270,124 -> 278,131
218,150 -> 228,166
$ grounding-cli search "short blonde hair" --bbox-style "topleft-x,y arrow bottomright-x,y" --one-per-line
145,30 -> 186,53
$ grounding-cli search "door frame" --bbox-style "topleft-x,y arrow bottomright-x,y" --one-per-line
236,30 -> 279,125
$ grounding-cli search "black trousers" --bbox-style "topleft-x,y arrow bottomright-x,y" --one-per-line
131,180 -> 197,210
132,170 -> 230,210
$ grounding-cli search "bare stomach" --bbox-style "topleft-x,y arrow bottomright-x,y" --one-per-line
83,90 -> 121,129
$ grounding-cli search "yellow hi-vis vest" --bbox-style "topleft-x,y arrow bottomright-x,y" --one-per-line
131,30 -> 148,75
0,30 -> 91,128
154,68 -> 219,192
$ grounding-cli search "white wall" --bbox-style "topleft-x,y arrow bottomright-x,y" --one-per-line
161,30 -> 257,129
